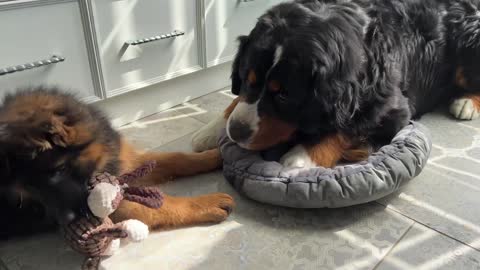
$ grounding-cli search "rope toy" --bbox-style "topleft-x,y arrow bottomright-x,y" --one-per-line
63,161 -> 163,270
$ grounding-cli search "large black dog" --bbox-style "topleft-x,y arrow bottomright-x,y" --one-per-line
204,0 -> 480,168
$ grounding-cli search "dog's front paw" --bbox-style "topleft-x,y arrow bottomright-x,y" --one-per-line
450,98 -> 480,120
279,145 -> 316,168
193,193 -> 235,223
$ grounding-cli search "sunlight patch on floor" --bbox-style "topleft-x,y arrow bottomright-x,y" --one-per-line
394,193 -> 480,236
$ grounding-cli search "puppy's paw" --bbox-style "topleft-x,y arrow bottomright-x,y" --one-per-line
193,193 -> 235,223
191,115 -> 226,152
450,98 -> 480,120
280,145 -> 316,168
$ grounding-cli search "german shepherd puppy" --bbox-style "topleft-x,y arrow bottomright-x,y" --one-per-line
0,87 -> 234,239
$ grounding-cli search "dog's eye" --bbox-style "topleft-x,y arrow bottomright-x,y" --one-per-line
54,108 -> 67,116
269,80 -> 281,92
55,164 -> 66,172
276,90 -> 289,103
278,92 -> 288,101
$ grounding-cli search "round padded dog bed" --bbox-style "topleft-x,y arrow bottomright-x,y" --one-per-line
219,122 -> 431,208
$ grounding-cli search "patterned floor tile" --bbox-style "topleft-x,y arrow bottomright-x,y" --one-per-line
375,224 -> 480,270
152,133 -> 194,153
418,112 -> 478,149
102,181 -> 413,270
379,166 -> 480,250
174,89 -> 235,124
119,108 -> 204,151
378,113 -> 480,249
0,233 -> 82,270
0,258 -> 8,270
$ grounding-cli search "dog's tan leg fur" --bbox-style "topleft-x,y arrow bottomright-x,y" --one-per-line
111,140 -> 234,230
115,139 -> 222,183
305,134 -> 369,168
111,193 -> 234,230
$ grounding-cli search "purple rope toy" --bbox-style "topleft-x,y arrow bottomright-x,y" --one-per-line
63,161 -> 163,270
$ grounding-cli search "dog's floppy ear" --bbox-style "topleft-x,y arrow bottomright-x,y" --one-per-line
312,66 -> 360,128
333,80 -> 360,126
231,35 -> 250,95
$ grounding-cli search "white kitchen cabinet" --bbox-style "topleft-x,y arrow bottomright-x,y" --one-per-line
90,0 -> 203,97
204,0 -> 287,67
0,0 -> 99,102
0,0 -> 285,123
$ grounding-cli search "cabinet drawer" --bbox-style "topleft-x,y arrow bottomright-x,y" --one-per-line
0,1 -> 98,102
205,0 -> 286,67
92,0 -> 202,96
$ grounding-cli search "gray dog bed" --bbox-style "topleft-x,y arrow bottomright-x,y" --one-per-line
219,122 -> 431,208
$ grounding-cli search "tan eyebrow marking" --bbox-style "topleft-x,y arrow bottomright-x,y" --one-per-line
247,69 -> 257,85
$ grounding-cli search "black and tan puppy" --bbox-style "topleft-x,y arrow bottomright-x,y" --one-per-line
193,0 -> 480,168
0,87 -> 234,239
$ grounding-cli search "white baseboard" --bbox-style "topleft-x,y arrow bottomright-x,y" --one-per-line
96,62 -> 231,128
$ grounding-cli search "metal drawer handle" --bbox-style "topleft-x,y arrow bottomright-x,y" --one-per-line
0,55 -> 65,76
126,30 -> 185,46
241,0 -> 255,2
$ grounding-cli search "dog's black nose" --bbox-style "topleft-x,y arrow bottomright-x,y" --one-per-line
228,120 -> 253,143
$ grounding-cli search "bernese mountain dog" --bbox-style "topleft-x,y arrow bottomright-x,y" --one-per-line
0,87 -> 234,239
196,0 -> 480,168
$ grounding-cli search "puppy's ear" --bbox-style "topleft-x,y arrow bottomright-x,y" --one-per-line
47,115 -> 93,148
231,35 -> 250,95
47,115 -> 71,148
0,115 -> 75,151
0,121 -> 53,152
0,123 -> 8,141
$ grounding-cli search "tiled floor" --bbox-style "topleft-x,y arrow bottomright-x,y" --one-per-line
1,89 -> 480,270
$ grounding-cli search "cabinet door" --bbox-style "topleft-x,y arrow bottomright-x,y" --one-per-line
205,0 -> 285,67
0,1 -> 98,102
91,0 -> 202,97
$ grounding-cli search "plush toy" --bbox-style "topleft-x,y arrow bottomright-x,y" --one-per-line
63,162 -> 163,270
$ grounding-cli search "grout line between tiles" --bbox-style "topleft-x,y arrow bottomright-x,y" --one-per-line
173,88 -> 234,125
122,109 -> 205,151
188,86 -> 232,103
172,108 -> 211,124
375,201 -> 480,253
148,133 -> 192,152
117,87 -> 231,129
189,114 -> 211,124
118,108 -> 203,129
371,221 -> 415,270
152,132 -> 195,152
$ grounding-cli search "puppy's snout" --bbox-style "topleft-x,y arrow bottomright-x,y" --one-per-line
43,172 -> 89,224
227,120 -> 253,143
